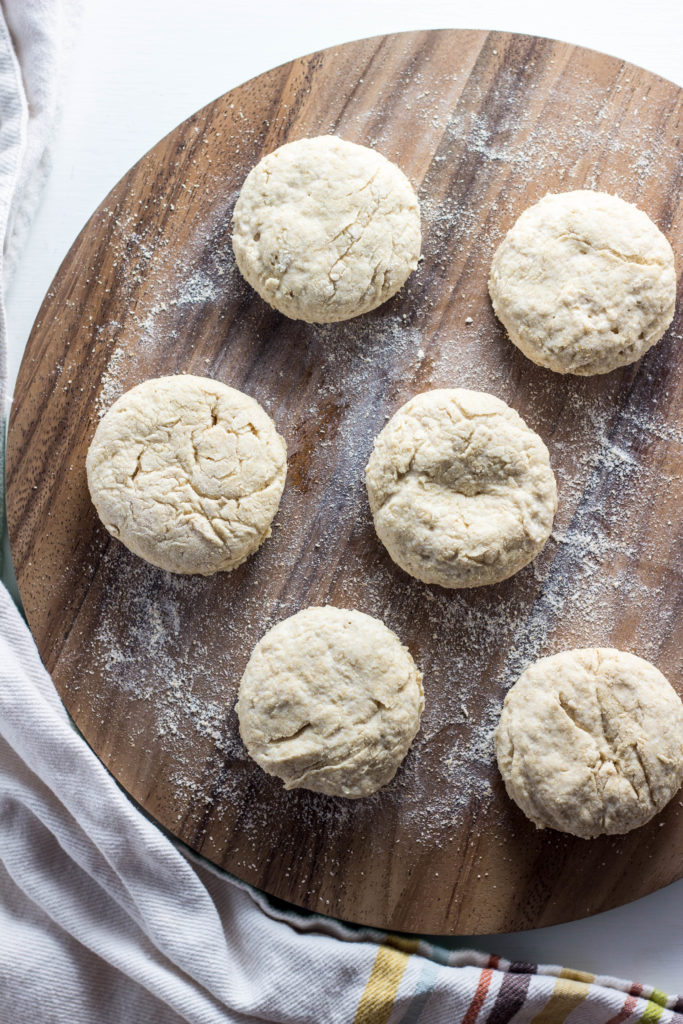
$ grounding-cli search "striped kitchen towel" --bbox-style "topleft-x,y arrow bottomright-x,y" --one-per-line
349,938 -> 683,1024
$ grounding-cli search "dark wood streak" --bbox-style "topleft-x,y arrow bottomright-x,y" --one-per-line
6,31 -> 683,934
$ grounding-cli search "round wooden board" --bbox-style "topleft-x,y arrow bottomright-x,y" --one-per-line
7,30 -> 683,935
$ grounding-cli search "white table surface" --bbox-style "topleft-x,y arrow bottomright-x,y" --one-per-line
5,0 -> 682,994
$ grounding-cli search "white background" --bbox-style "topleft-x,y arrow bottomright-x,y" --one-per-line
6,0 -> 682,994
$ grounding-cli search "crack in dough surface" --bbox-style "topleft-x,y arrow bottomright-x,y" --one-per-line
86,375 -> 287,575
495,649 -> 683,838
236,606 -> 424,798
232,135 -> 421,324
365,388 -> 557,588
488,190 -> 677,375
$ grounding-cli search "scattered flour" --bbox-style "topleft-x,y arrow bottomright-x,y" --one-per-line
59,38 -> 683,894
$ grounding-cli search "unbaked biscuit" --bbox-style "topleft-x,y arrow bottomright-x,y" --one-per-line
365,388 -> 557,588
489,191 -> 676,375
86,375 -> 287,574
232,135 -> 421,323
495,648 -> 683,838
236,606 -> 424,798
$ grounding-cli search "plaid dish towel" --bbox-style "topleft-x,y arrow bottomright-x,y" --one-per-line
0,4 -> 681,1022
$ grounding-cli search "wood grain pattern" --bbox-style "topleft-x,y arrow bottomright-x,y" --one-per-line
6,30 -> 683,934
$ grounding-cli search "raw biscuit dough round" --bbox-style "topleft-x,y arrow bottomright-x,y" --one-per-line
495,649 -> 683,838
232,135 -> 421,323
488,190 -> 676,375
86,375 -> 287,575
365,388 -> 557,588
236,606 -> 424,798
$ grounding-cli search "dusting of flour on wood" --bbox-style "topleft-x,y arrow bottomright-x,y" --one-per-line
55,35 -> 683,899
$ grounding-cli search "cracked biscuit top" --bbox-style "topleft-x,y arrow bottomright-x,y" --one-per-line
488,190 -> 676,375
236,606 -> 424,798
86,375 -> 287,575
231,135 -> 421,324
495,649 -> 683,838
365,388 -> 557,589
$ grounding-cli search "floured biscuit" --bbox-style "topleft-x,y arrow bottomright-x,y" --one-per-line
495,648 -> 683,838
236,606 -> 424,798
365,388 -> 557,588
86,374 -> 287,574
232,135 -> 421,323
489,191 -> 676,374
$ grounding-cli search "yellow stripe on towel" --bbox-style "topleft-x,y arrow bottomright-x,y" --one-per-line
530,976 -> 592,1024
354,944 -> 412,1024
640,991 -> 667,1024
559,968 -> 595,984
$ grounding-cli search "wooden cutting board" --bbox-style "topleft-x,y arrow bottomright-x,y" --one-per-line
7,30 -> 683,935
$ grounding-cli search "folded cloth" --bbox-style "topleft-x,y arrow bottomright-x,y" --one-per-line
1,0 -> 79,284
0,0 -> 81,587
0,4 -> 682,1023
